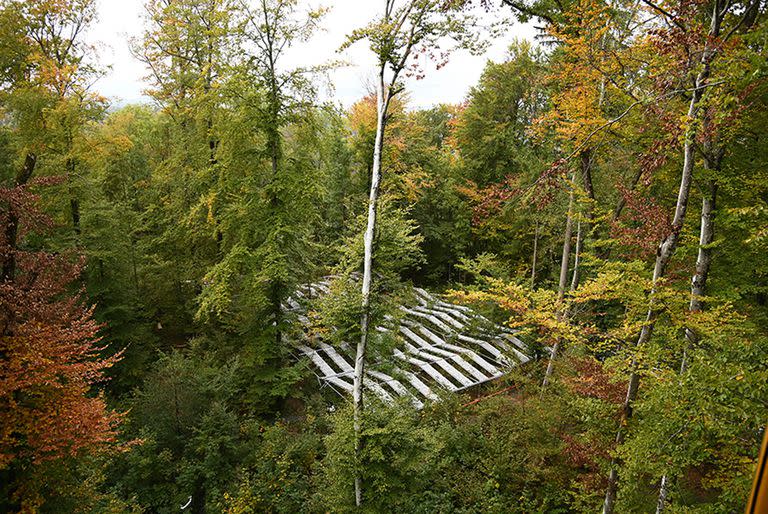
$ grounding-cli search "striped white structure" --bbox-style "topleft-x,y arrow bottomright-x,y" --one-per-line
290,282 -> 529,407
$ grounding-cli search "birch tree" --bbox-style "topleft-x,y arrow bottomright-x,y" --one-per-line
542,172 -> 574,387
342,0 -> 481,505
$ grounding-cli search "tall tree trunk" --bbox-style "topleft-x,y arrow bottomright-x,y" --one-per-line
131,238 -> 140,299
531,220 -> 539,288
682,179 -> 717,370
558,181 -> 576,298
191,478 -> 205,514
570,220 -> 583,291
70,197 -> 81,235
656,475 -> 670,514
268,106 -> 283,343
261,12 -> 285,349
354,65 -> 390,508
602,6 -> 720,509
580,149 -> 596,224
66,157 -> 81,235
2,153 -> 37,282
656,176 -> 718,512
542,174 -> 575,388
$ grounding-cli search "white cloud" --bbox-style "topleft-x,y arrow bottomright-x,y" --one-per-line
88,0 -> 149,104
87,0 -> 537,109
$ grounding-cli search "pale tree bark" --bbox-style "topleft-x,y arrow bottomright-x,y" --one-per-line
656,475 -> 670,514
351,0 -> 468,503
531,220 -> 539,288
654,1 -> 761,507
542,173 -> 575,388
542,147 -> 592,387
354,62 -> 392,508
558,180 -> 576,298
656,174 -> 718,513
684,177 -> 718,356
570,220 -> 583,291
602,5 -> 721,511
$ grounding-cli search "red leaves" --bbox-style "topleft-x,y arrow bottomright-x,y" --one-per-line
534,158 -> 569,208
463,176 -> 523,224
557,356 -> 624,494
0,182 -> 121,469
646,0 -> 728,97
610,184 -> 671,260
405,45 -> 451,79
560,432 -> 611,492
564,357 -> 626,405
465,158 -> 566,225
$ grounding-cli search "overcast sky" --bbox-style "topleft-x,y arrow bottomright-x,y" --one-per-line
87,0 -> 537,109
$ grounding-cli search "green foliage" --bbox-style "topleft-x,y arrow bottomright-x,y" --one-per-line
454,40 -> 548,187
317,385 -> 599,513
2,0 -> 767,511
223,420 -> 324,513
107,351 -> 245,511
314,199 -> 423,346
319,403 -> 449,513
617,319 -> 768,512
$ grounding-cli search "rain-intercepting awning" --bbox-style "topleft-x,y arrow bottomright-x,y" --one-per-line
289,280 -> 529,408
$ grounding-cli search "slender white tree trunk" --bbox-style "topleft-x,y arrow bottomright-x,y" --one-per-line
656,475 -> 670,514
531,220 -> 539,288
354,65 -> 389,508
601,8 -> 719,506
690,187 -> 717,299
570,220 -> 583,291
656,178 -> 718,512
542,174 -> 575,388
603,83 -> 700,514
558,181 -> 576,299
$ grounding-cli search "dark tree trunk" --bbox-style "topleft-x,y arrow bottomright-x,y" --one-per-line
66,158 -> 81,235
70,197 -> 81,235
2,154 -> 37,282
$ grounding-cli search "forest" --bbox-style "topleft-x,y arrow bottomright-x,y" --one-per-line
1,0 -> 767,512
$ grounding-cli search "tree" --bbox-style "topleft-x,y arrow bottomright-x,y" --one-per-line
231,0 -> 327,345
602,0 -> 765,510
133,0 -> 235,337
190,0 -> 331,414
0,0 -> 104,249
0,178 -> 121,511
342,0 -> 482,504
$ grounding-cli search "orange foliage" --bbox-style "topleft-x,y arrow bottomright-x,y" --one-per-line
0,181 -> 122,470
535,0 -> 615,149
563,356 -> 626,405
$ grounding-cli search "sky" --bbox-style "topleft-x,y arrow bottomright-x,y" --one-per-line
87,0 -> 538,109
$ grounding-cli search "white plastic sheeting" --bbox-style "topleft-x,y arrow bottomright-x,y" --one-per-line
290,281 -> 528,407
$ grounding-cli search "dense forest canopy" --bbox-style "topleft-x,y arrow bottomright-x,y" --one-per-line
1,0 -> 767,512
